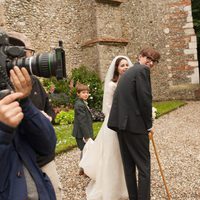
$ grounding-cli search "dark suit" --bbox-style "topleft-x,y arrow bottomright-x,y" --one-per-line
30,76 -> 56,121
108,62 -> 152,200
29,75 -> 56,167
72,98 -> 93,151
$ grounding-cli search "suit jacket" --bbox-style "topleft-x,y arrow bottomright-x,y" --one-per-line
108,62 -> 152,134
29,75 -> 56,167
30,76 -> 56,121
72,98 -> 93,139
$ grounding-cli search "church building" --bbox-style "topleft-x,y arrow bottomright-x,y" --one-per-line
0,0 -> 199,100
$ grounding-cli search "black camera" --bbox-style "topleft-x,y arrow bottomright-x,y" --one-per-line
0,30 -> 66,99
0,31 -> 66,79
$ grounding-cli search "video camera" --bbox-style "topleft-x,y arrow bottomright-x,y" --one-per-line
0,30 -> 66,99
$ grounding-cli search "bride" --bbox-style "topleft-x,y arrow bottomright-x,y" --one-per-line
79,56 -> 133,200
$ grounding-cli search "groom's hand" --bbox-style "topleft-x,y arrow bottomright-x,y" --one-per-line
83,137 -> 89,143
148,128 -> 154,140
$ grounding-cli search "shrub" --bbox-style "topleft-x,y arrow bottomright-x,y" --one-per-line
49,93 -> 69,108
90,108 -> 105,122
55,110 -> 75,125
69,66 -> 103,110
42,77 -> 71,108
43,77 -> 70,94
41,66 -> 104,110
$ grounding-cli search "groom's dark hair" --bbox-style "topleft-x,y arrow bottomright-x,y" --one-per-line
139,47 -> 161,63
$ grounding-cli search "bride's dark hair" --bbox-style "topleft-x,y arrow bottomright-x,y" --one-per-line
112,57 -> 128,82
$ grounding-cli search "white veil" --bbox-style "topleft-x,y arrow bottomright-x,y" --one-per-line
102,55 -> 133,115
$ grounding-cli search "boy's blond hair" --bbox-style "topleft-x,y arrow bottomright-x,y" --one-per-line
75,82 -> 90,94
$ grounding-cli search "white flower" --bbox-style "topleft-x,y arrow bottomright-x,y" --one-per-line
152,107 -> 157,120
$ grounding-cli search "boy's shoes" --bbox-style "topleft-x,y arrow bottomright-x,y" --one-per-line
83,173 -> 89,178
78,167 -> 89,178
79,168 -> 84,176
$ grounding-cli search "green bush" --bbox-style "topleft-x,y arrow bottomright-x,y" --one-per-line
55,110 -> 75,125
43,77 -> 70,94
42,66 -> 104,110
42,77 -> 70,108
70,66 -> 103,110
49,93 -> 69,108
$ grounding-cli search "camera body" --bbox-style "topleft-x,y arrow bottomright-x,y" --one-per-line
0,30 -> 66,99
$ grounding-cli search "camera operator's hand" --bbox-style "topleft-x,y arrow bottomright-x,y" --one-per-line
0,92 -> 24,127
10,66 -> 32,99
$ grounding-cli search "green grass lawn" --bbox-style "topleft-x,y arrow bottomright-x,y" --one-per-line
55,100 -> 187,154
54,122 -> 102,154
153,100 -> 186,118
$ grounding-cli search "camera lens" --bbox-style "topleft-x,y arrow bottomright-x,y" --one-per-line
27,53 -> 56,78
8,48 -> 66,79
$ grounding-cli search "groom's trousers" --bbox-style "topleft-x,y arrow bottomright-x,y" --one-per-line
117,131 -> 150,200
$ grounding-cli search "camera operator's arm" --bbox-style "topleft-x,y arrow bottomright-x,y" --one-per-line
18,100 -> 56,155
10,67 -> 56,155
0,92 -> 24,189
40,110 -> 53,122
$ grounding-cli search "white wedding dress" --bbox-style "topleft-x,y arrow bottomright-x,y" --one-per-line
79,81 -> 128,200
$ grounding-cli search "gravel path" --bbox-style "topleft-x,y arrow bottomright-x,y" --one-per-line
55,101 -> 200,200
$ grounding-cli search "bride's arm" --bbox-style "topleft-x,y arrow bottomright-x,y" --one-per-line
102,81 -> 116,115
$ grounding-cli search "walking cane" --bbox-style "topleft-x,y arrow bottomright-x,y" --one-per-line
149,132 -> 171,200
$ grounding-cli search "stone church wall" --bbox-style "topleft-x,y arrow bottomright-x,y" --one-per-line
1,0 -> 85,73
0,0 -> 199,100
121,0 -> 199,100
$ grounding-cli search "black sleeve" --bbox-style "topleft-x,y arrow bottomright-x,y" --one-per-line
44,95 -> 56,121
135,68 -> 152,130
30,76 -> 56,121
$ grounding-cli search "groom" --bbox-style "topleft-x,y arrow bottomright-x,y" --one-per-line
108,47 -> 161,200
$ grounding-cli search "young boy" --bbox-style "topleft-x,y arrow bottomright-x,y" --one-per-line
72,83 -> 93,175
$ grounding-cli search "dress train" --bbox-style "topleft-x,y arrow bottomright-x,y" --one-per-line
79,116 -> 128,200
